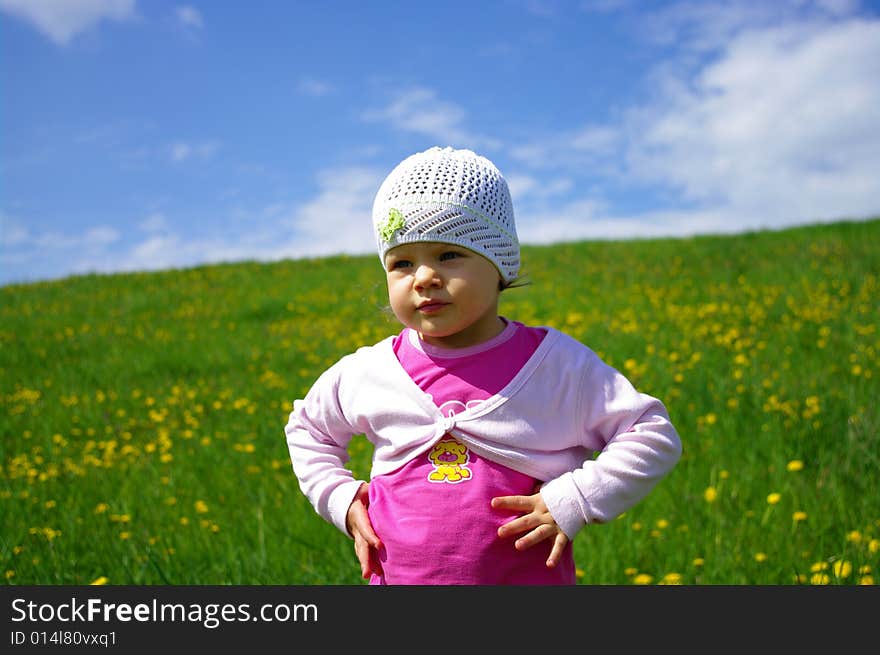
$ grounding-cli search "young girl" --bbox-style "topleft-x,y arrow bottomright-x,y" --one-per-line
285,146 -> 682,584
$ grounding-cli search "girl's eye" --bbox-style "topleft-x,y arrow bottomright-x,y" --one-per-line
439,251 -> 460,261
391,259 -> 412,270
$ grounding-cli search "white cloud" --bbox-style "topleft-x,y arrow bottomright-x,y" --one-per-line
518,199 -> 768,246
506,9 -> 880,243
362,87 -> 498,149
639,0 -> 859,54
0,0 -> 136,45
627,17 -> 880,225
297,77 -> 334,97
277,166 -> 383,259
169,140 -> 219,162
506,173 -> 573,203
91,166 -> 384,277
0,222 -> 121,273
84,226 -> 120,245
129,234 -> 180,268
0,213 -> 29,246
508,123 -> 623,172
170,143 -> 191,162
31,225 -> 119,249
174,5 -> 203,29
139,212 -> 168,233
571,126 -> 619,154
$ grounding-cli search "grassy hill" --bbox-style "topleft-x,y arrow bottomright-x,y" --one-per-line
2,219 -> 878,584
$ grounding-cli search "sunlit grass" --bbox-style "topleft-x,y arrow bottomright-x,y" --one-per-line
2,219 -> 878,584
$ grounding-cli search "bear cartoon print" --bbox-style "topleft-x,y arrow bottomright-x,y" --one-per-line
425,399 -> 484,483
427,438 -> 472,483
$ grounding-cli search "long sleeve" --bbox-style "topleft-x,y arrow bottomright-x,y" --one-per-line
285,361 -> 366,536
539,353 -> 682,540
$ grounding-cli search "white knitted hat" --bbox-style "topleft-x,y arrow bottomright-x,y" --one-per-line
372,146 -> 520,282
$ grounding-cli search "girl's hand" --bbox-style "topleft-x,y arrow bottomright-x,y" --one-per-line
491,491 -> 569,568
346,483 -> 383,580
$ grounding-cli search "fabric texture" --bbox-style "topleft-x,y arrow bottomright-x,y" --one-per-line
371,146 -> 520,282
365,321 -> 574,584
285,324 -> 682,541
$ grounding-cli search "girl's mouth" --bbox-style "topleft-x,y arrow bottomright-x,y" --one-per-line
417,301 -> 448,314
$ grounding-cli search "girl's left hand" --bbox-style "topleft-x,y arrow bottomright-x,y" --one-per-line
491,491 -> 569,568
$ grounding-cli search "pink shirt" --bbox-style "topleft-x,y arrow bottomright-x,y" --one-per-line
367,320 -> 576,585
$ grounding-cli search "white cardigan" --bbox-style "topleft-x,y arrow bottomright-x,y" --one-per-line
285,327 -> 682,540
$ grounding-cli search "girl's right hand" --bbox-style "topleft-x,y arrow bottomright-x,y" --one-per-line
345,482 -> 383,580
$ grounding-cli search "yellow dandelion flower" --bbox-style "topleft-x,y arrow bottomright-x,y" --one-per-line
810,561 -> 829,572
661,573 -> 682,585
719,470 -> 729,479
119,532 -> 131,540
846,530 -> 862,543
704,486 -> 718,503
792,511 -> 808,522
633,574 -> 654,585
180,517 -> 189,526
575,568 -> 585,579
832,561 -> 852,578
94,503 -> 109,514
656,519 -> 669,529
786,460 -> 804,472
810,573 -> 830,585
624,567 -> 638,576
767,493 -> 781,505
194,500 -> 209,514
859,576 -> 874,585
793,573 -> 807,584
755,552 -> 768,563
859,565 -> 872,574
90,576 -> 108,585
693,558 -> 705,567
6,570 -> 15,580
869,539 -> 879,554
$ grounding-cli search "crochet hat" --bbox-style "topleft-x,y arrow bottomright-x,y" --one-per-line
372,146 -> 520,282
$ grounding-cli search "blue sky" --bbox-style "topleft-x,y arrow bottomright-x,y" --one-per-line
2,0 -> 879,286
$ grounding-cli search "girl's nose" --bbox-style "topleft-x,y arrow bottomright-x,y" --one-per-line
413,264 -> 440,288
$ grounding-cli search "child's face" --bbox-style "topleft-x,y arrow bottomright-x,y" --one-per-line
384,242 -> 504,348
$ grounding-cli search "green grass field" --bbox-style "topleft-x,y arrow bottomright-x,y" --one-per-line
2,219 -> 878,585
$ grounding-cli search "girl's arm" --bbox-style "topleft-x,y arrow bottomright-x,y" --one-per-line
539,357 -> 682,540
285,365 -> 368,536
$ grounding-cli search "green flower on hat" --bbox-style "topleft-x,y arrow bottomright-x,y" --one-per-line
378,208 -> 406,243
